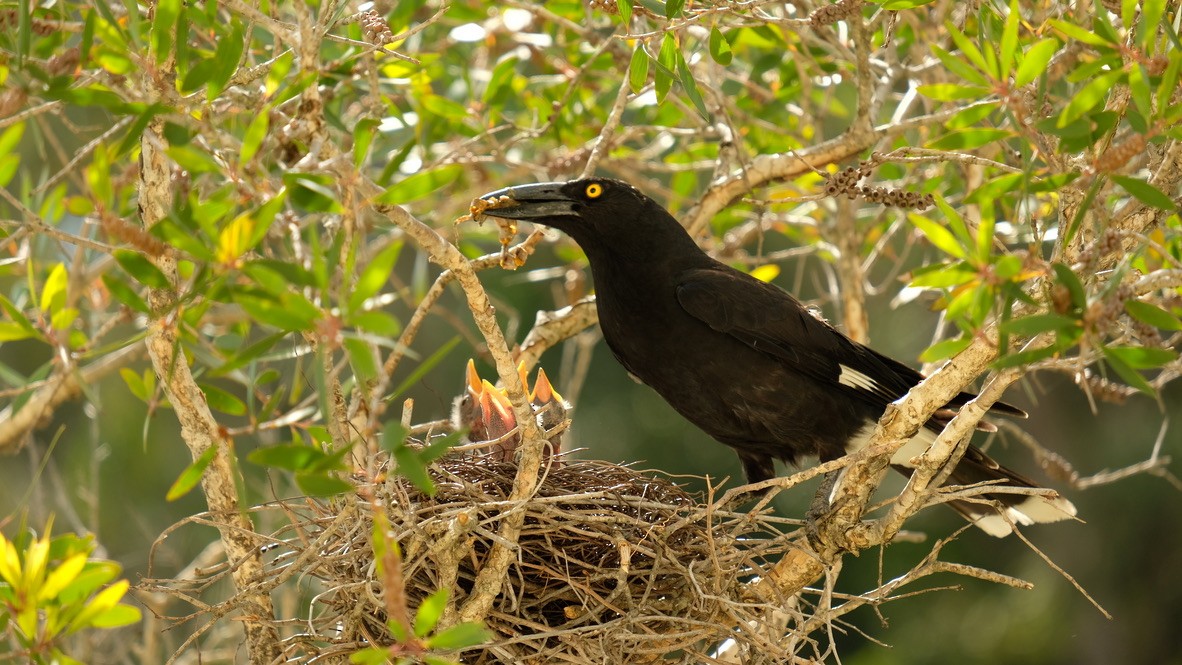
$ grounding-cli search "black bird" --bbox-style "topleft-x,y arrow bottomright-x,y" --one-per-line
476,178 -> 1076,537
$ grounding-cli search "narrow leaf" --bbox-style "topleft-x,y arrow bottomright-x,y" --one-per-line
1057,70 -> 1123,128
1015,39 -> 1059,87
414,589 -> 448,638
908,213 -> 967,260
167,445 -> 218,501
709,28 -> 732,65
628,44 -> 649,94
1125,300 -> 1182,331
1112,175 -> 1177,210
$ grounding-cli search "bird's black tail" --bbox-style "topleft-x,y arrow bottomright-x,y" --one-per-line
895,445 -> 1077,537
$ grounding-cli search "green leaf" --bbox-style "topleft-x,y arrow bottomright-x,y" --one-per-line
40,263 -> 68,313
1015,39 -> 1059,87
1138,0 -> 1166,50
1127,64 -> 1153,120
483,56 -> 518,105
675,50 -> 710,119
0,122 -> 25,159
344,337 -> 378,383
236,294 -> 319,331
349,649 -> 391,665
349,241 -> 403,313
1126,300 -> 1182,331
120,368 -> 149,402
920,336 -> 972,362
249,443 -> 326,471
167,445 -> 218,501
999,0 -> 1019,79
0,322 -> 35,342
965,173 -> 1023,205
113,250 -> 171,289
151,0 -> 181,64
349,310 -> 402,337
618,0 -> 632,23
382,421 -> 410,453
628,44 -> 649,94
0,295 -> 38,339
394,444 -> 435,495
376,164 -> 464,205
1111,175 -> 1177,210
1105,345 -> 1177,369
917,84 -> 991,102
665,0 -> 684,18
908,263 -> 977,288
179,57 -> 217,94
89,604 -> 141,629
946,102 -> 999,129
207,23 -> 244,98
1051,263 -> 1086,312
1156,51 -> 1181,112
420,432 -> 462,463
1048,18 -> 1117,47
930,45 -> 991,86
908,213 -> 967,260
199,383 -> 246,415
167,144 -> 222,174
86,141 -> 113,208
241,111 -> 269,164
414,589 -> 448,638
1057,69 -> 1123,128
425,622 -> 491,650
39,553 -> 87,602
946,21 -> 994,78
933,194 -> 973,251
286,174 -> 344,213
655,34 -> 677,103
1100,346 -> 1155,394
295,472 -> 354,496
999,313 -> 1080,336
709,28 -> 733,65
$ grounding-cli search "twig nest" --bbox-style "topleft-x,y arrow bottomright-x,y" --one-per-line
289,456 -> 801,663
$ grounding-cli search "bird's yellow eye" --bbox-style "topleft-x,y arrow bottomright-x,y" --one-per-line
585,183 -> 603,199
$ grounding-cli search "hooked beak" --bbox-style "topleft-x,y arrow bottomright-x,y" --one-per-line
478,182 -> 580,221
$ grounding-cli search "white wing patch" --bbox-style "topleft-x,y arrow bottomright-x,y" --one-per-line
838,365 -> 881,393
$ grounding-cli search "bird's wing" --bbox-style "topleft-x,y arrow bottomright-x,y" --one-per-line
675,267 -> 1024,417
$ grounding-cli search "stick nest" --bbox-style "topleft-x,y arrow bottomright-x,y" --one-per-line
149,456 -> 807,663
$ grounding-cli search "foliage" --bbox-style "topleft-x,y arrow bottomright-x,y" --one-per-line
0,520 -> 141,664
0,0 -> 1179,662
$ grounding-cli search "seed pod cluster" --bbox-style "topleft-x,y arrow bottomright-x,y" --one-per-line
822,161 -> 934,210
586,0 -> 619,15
360,10 -> 395,45
810,0 -> 863,28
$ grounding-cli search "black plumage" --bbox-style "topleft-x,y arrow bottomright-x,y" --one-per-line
477,178 -> 1075,537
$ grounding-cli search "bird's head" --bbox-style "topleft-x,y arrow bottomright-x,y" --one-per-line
475,178 -> 698,262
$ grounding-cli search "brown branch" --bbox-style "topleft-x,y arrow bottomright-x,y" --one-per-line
139,118 -> 281,662
0,344 -> 141,455
373,202 -> 549,627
